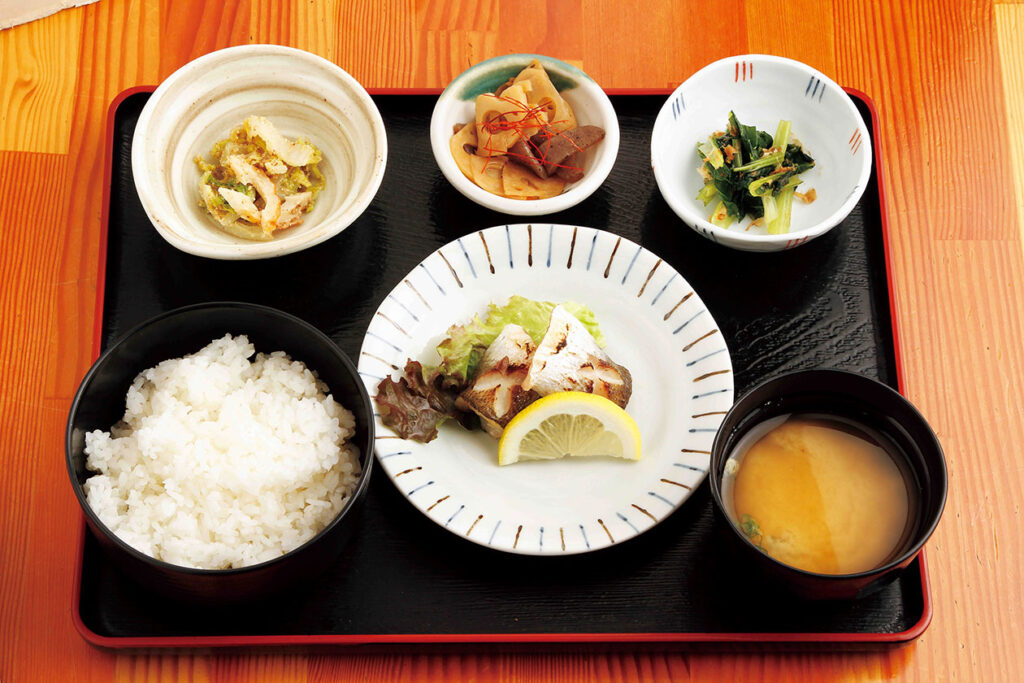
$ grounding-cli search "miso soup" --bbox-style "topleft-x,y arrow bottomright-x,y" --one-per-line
721,414 -> 916,575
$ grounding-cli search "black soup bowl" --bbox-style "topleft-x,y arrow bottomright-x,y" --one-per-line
65,302 -> 374,603
709,369 -> 946,600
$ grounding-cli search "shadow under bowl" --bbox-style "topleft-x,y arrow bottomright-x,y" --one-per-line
66,302 -> 374,603
709,369 -> 946,600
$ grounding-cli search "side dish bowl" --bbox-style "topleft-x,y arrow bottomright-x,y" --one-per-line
709,370 -> 946,600
429,54 -> 620,216
66,302 -> 374,602
651,54 -> 871,252
132,44 -> 387,260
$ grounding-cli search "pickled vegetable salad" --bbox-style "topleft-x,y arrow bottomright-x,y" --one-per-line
696,112 -> 815,234
195,116 -> 326,241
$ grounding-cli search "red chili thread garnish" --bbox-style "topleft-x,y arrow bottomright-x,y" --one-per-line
471,95 -> 584,175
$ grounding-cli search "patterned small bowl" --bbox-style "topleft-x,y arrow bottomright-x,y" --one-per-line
429,54 -> 620,216
651,54 -> 871,252
132,45 -> 387,260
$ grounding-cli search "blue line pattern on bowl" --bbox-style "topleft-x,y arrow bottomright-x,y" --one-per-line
671,93 -> 686,120
358,224 -> 734,555
805,75 -> 827,102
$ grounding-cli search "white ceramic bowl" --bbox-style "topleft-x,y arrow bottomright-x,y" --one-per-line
429,54 -> 619,216
651,54 -> 871,252
132,45 -> 387,259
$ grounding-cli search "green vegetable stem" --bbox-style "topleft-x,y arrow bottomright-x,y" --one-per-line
694,112 -> 815,234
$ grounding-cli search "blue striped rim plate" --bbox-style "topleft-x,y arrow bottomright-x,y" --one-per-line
357,224 -> 734,555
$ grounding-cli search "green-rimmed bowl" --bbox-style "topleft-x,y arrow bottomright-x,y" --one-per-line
429,54 -> 619,216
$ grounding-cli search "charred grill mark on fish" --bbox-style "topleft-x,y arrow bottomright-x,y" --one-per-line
524,305 -> 632,408
456,324 -> 540,438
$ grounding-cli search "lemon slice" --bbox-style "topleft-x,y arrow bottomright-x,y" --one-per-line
498,391 -> 641,466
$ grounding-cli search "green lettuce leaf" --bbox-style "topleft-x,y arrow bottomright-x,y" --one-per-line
435,295 -> 605,385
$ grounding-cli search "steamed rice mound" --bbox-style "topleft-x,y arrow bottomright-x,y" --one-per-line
83,334 -> 361,570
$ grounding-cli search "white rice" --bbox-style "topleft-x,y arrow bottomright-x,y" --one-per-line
83,334 -> 361,570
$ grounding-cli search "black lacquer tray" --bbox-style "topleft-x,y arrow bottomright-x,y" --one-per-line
73,88 -> 929,648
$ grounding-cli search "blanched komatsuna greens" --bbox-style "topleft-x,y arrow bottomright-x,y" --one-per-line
696,111 -> 815,234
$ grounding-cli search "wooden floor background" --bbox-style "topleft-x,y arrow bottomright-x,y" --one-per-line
2,0 -> 1022,680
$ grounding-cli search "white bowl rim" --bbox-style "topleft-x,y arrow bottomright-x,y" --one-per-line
132,44 -> 388,260
651,53 -> 872,245
429,53 -> 620,216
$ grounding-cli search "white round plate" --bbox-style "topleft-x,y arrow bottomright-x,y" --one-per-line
357,224 -> 733,554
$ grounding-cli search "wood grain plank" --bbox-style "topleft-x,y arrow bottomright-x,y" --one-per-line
52,0 -> 161,398
289,0 -> 340,63
0,152 -> 66,681
2,1 -> 1024,681
828,3 -> 1024,680
834,0 -> 1015,241
334,0 -> 418,87
1,0 -> 155,678
412,0 -> 498,87
0,9 -> 82,153
906,241 -> 1024,680
4,393 -> 113,683
580,0 -> 749,90
745,0 -> 836,76
158,0 -> 250,80
496,0 -> 582,59
114,654 -> 213,681
996,5 -> 1024,250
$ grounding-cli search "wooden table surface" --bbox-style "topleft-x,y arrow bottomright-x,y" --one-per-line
2,0 -> 1021,680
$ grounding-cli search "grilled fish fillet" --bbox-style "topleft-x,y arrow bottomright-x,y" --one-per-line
455,324 -> 540,438
523,305 -> 632,407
